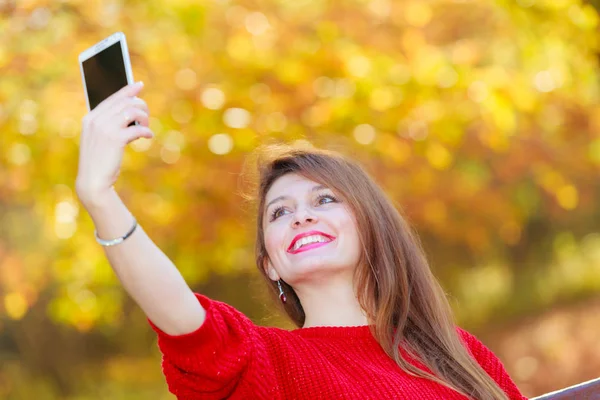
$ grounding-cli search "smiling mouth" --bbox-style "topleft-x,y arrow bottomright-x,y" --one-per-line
287,234 -> 335,254
288,241 -> 333,254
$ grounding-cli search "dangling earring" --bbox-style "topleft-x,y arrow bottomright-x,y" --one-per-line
277,279 -> 287,303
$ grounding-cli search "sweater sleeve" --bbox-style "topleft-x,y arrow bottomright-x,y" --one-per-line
148,293 -> 277,400
458,328 -> 528,400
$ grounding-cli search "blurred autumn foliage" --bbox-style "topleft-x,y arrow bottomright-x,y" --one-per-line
0,0 -> 599,398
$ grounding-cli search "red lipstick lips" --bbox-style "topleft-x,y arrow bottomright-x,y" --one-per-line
287,230 -> 335,254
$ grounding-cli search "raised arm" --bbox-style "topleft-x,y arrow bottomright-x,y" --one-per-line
76,83 -> 205,336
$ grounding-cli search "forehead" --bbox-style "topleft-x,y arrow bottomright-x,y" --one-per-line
265,173 -> 323,203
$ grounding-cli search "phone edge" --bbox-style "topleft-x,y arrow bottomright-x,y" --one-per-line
78,32 -> 134,112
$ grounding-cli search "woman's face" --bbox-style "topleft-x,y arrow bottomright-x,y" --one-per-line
262,173 -> 362,286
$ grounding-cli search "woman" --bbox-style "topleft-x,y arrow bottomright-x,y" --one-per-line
77,83 -> 527,400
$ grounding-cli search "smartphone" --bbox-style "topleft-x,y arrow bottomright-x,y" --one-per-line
79,32 -> 135,112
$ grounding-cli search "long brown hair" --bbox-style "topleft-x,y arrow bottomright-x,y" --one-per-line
249,143 -> 508,400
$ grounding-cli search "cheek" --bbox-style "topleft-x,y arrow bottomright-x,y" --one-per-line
340,214 -> 362,251
264,225 -> 285,255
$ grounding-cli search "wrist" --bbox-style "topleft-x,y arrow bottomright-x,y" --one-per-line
79,187 -> 120,215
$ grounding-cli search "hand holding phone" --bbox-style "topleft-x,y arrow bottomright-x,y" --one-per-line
76,33 -> 154,209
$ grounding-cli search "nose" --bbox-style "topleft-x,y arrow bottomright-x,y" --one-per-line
292,207 -> 317,227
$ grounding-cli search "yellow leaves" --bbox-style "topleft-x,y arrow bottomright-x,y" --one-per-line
345,55 -> 371,78
451,40 -> 481,66
140,193 -> 176,225
316,21 -> 339,43
7,143 -> 31,166
533,167 -> 580,210
208,133 -> 234,155
425,142 -> 453,170
404,2 -> 432,27
468,81 -> 489,103
568,4 -> 599,30
69,289 -> 99,332
483,94 -> 517,136
555,185 -> 579,210
353,124 -> 376,145
369,87 -> 401,111
511,83 -> 538,112
231,129 -> 257,152
423,200 -> 447,226
264,112 -> 288,132
367,0 -> 392,20
47,290 -> 99,333
589,139 -> 600,165
301,102 -> 332,127
54,200 -> 79,240
466,225 -> 491,252
4,292 -> 28,320
174,68 -> 198,91
412,46 -> 447,86
106,357 -> 162,384
538,0 -> 574,12
0,46 -> 8,69
375,133 -> 410,165
537,167 -> 566,192
388,63 -> 411,85
226,34 -> 254,61
478,130 -> 510,153
244,11 -> 271,36
456,263 -> 513,323
276,59 -> 310,84
170,99 -> 194,124
410,168 -> 435,195
500,221 -> 522,245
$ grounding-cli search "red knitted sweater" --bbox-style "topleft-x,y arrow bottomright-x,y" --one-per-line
150,294 -> 527,400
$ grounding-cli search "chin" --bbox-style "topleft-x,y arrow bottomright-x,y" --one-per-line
289,258 -> 353,280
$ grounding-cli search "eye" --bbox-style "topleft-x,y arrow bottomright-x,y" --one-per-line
270,206 -> 287,221
316,194 -> 338,205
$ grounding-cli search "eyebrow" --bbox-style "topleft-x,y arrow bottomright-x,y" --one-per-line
265,185 -> 328,210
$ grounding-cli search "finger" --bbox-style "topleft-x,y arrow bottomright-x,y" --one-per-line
122,125 -> 154,145
131,96 -> 149,114
121,108 -> 149,128
111,96 -> 149,116
113,81 -> 144,101
94,82 -> 145,114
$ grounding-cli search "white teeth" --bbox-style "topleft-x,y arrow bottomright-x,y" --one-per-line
292,235 -> 330,251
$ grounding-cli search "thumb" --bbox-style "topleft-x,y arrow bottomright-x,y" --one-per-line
123,126 -> 154,145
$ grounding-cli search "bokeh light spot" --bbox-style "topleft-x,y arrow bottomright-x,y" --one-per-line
426,142 -> 453,170
8,143 -> 31,166
200,87 -> 226,110
223,108 -> 251,129
4,292 -> 28,320
346,55 -> 371,77
266,112 -> 288,132
353,124 -> 376,145
405,2 -> 432,27
245,12 -> 270,36
175,68 -> 197,91
534,70 -> 556,93
208,133 -> 234,155
556,185 -> 578,210
468,81 -> 489,103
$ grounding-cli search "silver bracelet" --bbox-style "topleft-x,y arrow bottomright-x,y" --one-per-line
95,217 -> 138,247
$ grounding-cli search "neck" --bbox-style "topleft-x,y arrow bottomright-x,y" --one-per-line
294,277 -> 369,328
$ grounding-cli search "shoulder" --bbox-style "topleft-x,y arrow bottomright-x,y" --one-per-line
195,294 -> 297,343
456,327 -> 528,399
456,327 -> 498,364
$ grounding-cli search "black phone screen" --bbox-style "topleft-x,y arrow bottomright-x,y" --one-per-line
82,41 -> 128,110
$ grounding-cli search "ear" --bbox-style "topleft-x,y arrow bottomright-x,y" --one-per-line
263,258 -> 280,281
